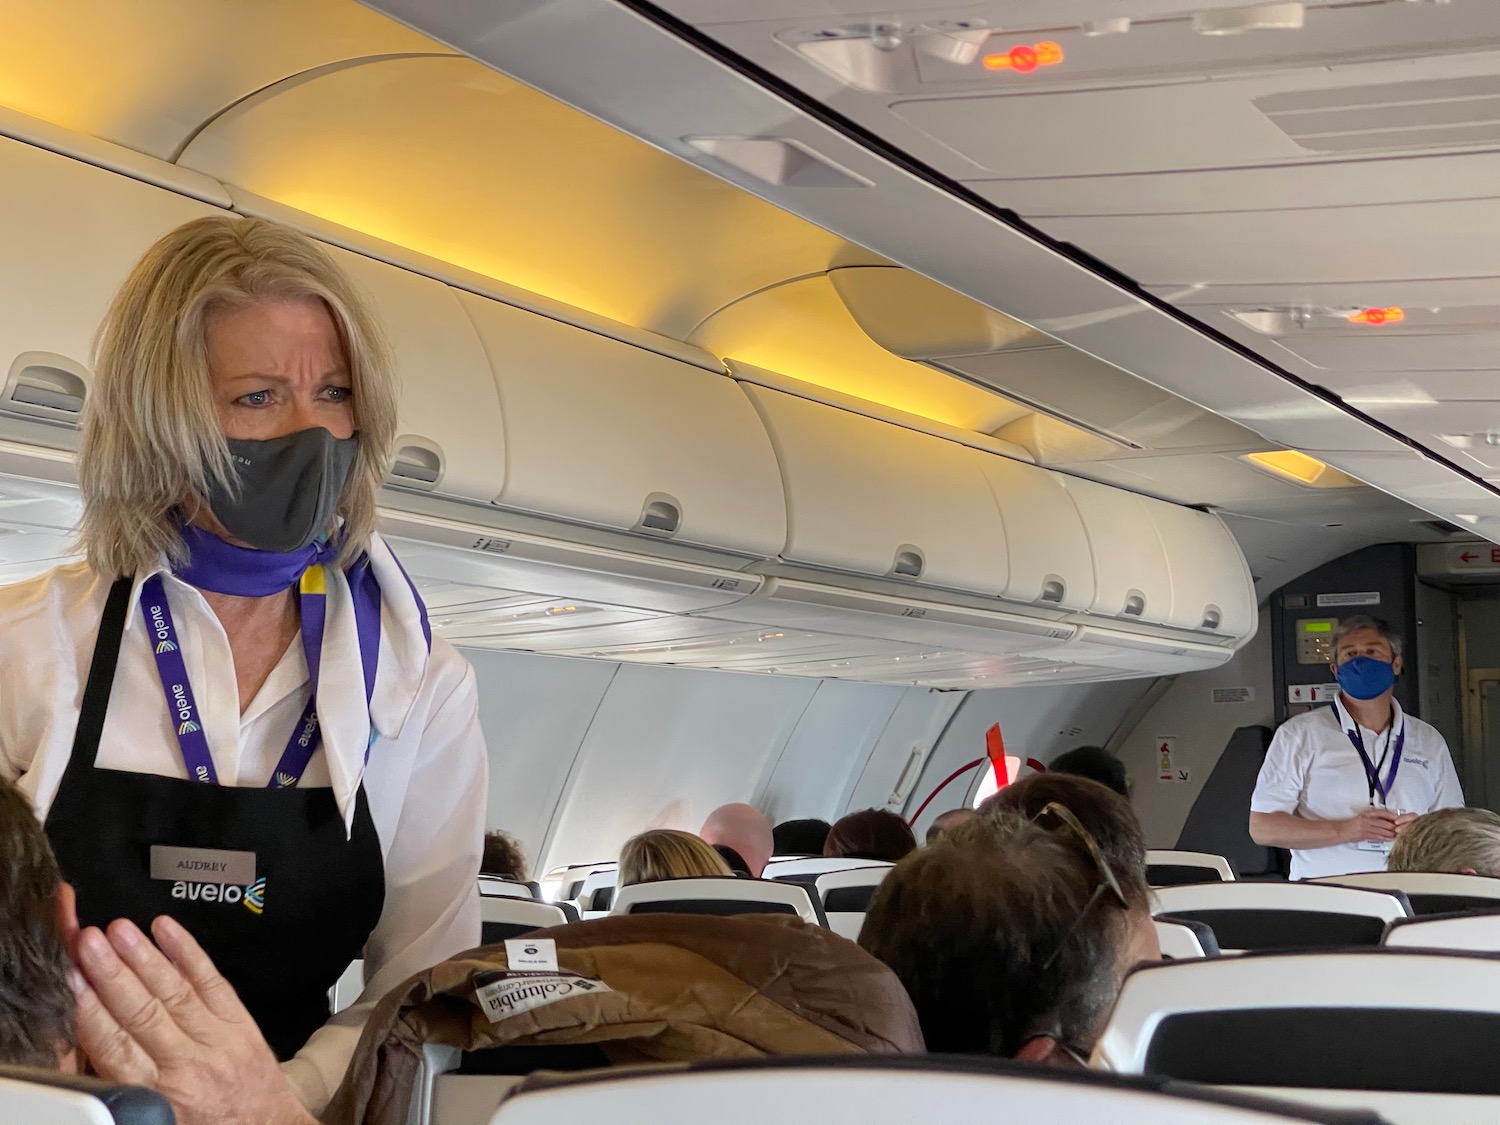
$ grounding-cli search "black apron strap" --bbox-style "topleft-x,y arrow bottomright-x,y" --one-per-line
69,576 -> 133,771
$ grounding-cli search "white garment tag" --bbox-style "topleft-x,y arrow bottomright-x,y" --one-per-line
476,974 -> 613,1022
504,938 -> 558,972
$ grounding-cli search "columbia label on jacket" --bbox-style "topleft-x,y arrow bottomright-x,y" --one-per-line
149,845 -> 256,885
476,973 -> 613,1022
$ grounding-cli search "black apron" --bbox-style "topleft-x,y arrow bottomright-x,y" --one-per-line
44,576 -> 387,1060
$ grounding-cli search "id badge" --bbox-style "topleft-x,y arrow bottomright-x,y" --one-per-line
1354,839 -> 1393,854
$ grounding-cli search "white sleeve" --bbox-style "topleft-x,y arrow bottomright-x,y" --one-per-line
1250,724 -> 1305,815
281,661 -> 488,1112
1432,739 -> 1466,810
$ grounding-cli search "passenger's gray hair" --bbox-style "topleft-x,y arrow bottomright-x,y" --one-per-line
1390,807 -> 1500,878
1332,614 -> 1403,661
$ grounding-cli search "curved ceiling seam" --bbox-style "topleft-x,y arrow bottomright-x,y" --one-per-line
683,269 -> 840,344
168,50 -> 459,165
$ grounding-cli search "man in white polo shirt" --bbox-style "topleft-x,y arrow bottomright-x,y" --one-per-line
1249,615 -> 1464,880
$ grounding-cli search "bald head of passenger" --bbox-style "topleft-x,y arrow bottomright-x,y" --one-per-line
699,803 -> 775,877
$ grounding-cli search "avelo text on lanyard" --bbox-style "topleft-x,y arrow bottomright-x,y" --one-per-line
141,568 -> 329,788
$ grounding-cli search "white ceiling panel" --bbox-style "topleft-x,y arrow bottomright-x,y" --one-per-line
662,0 -> 1342,26
1034,199 -> 1500,287
1272,331 -> 1500,374
981,151 -> 1500,219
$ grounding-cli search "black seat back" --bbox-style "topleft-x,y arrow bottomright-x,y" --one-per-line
0,1065 -> 175,1124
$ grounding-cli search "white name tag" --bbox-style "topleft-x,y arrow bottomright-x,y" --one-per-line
476,974 -> 612,1022
1355,839 -> 1394,853
149,846 -> 256,885
504,937 -> 558,972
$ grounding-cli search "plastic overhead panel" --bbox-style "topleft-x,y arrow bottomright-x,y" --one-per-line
975,455 -> 1095,612
323,248 -> 503,503
743,384 -> 1009,595
0,137 -> 220,430
1145,500 -> 1257,639
1056,474 -> 1172,626
457,290 -> 786,559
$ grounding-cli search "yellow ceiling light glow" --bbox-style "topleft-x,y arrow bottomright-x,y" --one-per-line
692,275 -> 1031,433
1244,450 -> 1361,489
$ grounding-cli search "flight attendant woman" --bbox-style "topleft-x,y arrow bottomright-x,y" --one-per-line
0,216 -> 487,1116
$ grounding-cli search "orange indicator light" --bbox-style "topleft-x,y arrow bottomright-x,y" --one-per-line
1348,307 -> 1404,325
982,41 -> 1064,73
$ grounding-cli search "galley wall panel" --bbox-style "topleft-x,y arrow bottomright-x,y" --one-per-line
1113,607 -> 1275,848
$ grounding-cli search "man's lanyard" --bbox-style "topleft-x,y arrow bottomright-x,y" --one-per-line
1342,712 -> 1405,808
140,568 -> 329,788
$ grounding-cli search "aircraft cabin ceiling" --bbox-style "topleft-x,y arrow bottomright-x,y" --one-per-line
0,0 -> 1481,610
354,0 -> 1500,580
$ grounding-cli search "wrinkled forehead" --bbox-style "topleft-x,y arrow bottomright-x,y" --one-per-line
1335,627 -> 1394,660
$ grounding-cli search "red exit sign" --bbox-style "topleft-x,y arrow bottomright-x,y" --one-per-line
1452,545 -> 1500,569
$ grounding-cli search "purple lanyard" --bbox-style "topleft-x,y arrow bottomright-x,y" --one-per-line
141,567 -> 329,788
1343,718 -> 1405,807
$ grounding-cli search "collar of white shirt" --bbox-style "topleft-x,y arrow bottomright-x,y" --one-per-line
139,531 -> 430,831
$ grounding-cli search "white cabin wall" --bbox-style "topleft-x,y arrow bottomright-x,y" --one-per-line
465,647 -> 926,875
906,679 -> 1155,841
752,679 -> 907,825
1112,608 -> 1275,847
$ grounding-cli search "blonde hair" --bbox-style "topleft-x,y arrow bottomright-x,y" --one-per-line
1390,807 -> 1500,878
618,830 -> 733,888
77,215 -> 398,576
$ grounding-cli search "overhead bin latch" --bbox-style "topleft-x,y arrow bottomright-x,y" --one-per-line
3,352 -> 89,427
889,545 -> 926,580
387,436 -> 444,492
1040,575 -> 1067,604
634,493 -> 682,537
1122,590 -> 1147,617
1201,605 -> 1223,631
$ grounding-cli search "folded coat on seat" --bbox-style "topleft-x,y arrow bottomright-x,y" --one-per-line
323,913 -> 925,1125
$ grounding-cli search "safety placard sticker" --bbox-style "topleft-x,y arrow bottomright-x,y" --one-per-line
476,973 -> 613,1022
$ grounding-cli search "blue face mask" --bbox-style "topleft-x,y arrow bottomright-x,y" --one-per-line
1335,655 -> 1396,700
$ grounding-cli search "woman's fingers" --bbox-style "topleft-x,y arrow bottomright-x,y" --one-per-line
150,914 -> 250,1024
77,924 -> 197,1060
103,918 -> 229,1042
70,964 -> 159,1087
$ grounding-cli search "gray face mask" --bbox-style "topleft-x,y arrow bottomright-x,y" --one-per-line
206,427 -> 359,554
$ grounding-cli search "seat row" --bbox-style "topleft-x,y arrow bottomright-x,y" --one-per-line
486,860 -> 895,945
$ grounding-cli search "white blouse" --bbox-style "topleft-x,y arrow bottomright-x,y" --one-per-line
0,540 -> 487,1112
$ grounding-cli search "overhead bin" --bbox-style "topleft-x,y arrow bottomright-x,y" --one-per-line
1146,501 -> 1258,638
974,456 -> 1095,612
1057,475 -> 1173,626
456,290 -> 786,559
704,577 -> 1076,658
742,384 -> 1010,595
0,137 -> 220,434
322,248 -> 503,503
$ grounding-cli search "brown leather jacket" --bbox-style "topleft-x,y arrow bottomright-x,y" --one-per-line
324,914 -> 924,1125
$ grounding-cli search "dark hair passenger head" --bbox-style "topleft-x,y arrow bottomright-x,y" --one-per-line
859,812 -> 1151,1059
825,808 -> 918,863
980,772 -> 1147,877
772,818 -> 832,857
0,777 -> 75,1067
1048,746 -> 1131,798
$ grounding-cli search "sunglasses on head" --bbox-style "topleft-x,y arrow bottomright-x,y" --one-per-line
1030,801 -> 1130,970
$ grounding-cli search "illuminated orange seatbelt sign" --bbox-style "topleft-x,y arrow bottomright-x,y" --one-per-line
1348,307 -> 1404,325
982,41 -> 1064,74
